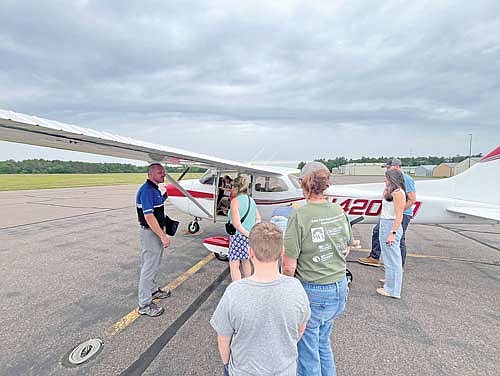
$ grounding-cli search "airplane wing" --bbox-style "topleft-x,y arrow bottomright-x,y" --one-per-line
446,206 -> 500,222
0,109 -> 284,177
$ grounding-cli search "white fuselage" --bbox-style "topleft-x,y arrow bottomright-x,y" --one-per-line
166,170 -> 497,225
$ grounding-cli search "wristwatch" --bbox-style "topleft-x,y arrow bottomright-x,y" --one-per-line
391,231 -> 397,235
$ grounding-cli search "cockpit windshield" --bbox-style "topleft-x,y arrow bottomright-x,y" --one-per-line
288,174 -> 300,188
199,169 -> 216,185
199,169 -> 237,185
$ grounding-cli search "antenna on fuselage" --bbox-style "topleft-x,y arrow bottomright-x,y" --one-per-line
248,147 -> 265,165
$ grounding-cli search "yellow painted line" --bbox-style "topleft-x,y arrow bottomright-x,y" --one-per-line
405,253 -> 456,261
352,248 -> 370,253
352,247 -> 462,261
104,252 -> 215,337
182,229 -> 204,236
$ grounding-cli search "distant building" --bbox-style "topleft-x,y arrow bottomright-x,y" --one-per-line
454,157 -> 481,175
414,165 -> 437,177
432,162 -> 457,177
339,163 -> 384,176
402,166 -> 417,176
331,167 -> 341,175
339,163 -> 416,176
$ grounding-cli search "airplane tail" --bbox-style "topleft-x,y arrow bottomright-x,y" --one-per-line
417,146 -> 500,221
416,146 -> 500,221
439,146 -> 500,205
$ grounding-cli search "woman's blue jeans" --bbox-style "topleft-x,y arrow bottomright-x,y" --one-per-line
379,218 -> 403,298
298,276 -> 348,376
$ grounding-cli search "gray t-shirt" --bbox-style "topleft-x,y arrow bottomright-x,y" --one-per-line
210,275 -> 311,376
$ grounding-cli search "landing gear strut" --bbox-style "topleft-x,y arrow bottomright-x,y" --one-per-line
187,219 -> 200,234
346,216 -> 364,285
346,269 -> 353,285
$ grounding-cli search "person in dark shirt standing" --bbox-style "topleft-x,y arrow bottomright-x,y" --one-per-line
357,158 -> 416,268
135,163 -> 172,317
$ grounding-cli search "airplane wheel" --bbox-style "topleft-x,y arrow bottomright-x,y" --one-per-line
188,221 -> 200,234
346,269 -> 353,284
214,252 -> 229,262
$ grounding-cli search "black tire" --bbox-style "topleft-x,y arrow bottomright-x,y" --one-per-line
346,269 -> 353,284
187,221 -> 200,234
214,252 -> 229,262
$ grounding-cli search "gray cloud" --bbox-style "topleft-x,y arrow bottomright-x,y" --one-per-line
1,0 -> 499,162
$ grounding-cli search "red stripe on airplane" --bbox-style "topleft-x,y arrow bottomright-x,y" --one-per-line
480,146 -> 500,162
254,197 -> 305,205
166,184 -> 303,205
166,184 -> 214,199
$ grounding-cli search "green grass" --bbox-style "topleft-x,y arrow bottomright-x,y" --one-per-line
0,173 -> 203,191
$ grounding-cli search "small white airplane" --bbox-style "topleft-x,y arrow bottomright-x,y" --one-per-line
1,109 -> 499,260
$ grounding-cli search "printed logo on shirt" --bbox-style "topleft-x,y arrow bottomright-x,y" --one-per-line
312,253 -> 334,263
327,227 -> 342,236
318,243 -> 332,252
311,227 -> 325,243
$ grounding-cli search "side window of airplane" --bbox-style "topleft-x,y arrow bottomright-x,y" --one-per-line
254,176 -> 288,192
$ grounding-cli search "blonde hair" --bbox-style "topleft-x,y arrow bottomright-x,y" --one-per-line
232,175 -> 250,195
249,222 -> 283,262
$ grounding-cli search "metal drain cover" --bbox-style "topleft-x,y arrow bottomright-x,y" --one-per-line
63,338 -> 103,367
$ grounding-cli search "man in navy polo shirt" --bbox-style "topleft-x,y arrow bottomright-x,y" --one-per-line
358,158 -> 416,268
136,163 -> 172,317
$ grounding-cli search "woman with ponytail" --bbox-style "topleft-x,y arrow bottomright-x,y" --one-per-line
227,175 -> 261,281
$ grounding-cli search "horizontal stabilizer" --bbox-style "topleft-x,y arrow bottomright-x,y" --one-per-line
446,206 -> 500,222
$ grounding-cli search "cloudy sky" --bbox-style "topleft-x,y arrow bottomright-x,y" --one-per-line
1,0 -> 499,165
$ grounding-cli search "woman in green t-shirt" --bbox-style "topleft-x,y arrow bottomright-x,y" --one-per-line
283,161 -> 354,376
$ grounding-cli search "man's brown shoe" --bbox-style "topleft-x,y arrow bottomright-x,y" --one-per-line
357,256 -> 380,267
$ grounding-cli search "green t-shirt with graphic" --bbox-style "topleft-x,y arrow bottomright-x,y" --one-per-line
284,202 -> 353,284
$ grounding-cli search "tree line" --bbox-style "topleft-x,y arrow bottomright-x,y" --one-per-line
297,154 -> 483,171
0,154 -> 483,174
0,159 -> 207,174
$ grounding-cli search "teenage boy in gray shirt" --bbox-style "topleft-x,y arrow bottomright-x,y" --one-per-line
210,222 -> 311,376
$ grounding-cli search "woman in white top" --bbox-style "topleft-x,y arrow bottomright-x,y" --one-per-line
377,169 -> 406,298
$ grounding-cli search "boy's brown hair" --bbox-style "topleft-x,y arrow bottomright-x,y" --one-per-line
249,222 -> 283,262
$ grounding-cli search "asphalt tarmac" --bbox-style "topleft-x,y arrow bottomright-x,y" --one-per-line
0,181 -> 499,376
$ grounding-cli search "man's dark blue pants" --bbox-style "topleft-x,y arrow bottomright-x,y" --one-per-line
370,214 -> 412,266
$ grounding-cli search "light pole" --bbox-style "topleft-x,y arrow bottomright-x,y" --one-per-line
467,133 -> 473,168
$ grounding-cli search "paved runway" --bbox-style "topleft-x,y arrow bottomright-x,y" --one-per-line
1,182 -> 499,375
